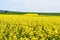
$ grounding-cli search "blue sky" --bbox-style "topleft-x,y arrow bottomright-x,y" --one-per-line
0,0 -> 60,12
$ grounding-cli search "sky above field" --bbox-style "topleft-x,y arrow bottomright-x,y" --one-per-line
0,0 -> 60,12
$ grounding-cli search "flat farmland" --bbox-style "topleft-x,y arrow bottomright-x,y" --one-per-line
0,13 -> 60,40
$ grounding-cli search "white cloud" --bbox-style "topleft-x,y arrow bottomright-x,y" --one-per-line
1,0 -> 60,12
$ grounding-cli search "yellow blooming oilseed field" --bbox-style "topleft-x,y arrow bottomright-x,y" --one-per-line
0,14 -> 60,40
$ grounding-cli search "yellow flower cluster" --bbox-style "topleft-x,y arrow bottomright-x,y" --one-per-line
0,14 -> 60,40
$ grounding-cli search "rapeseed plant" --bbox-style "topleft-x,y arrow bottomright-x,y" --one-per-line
0,14 -> 60,40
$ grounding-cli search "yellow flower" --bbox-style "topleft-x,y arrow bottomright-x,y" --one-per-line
0,14 -> 60,40
31,37 -> 38,40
